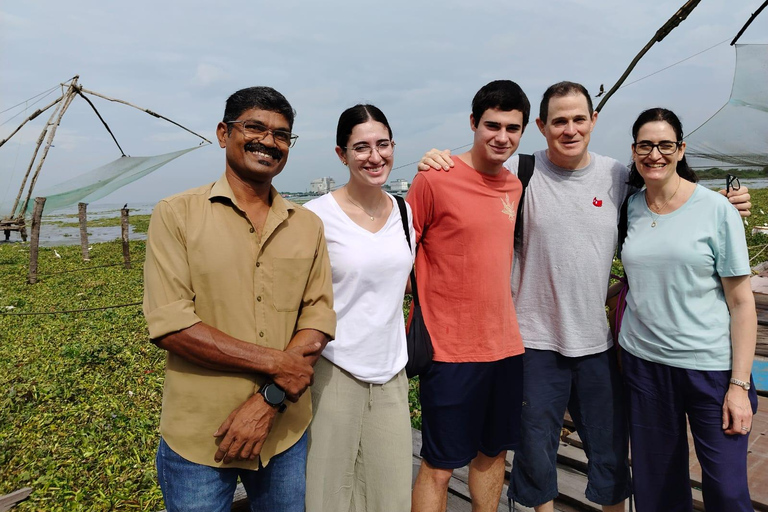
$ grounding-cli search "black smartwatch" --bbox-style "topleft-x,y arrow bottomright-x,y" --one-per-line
258,382 -> 287,412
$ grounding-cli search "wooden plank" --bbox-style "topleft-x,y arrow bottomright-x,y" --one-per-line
0,488 -> 32,512
412,429 -> 580,511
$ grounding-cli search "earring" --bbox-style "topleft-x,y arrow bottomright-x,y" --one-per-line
342,161 -> 348,166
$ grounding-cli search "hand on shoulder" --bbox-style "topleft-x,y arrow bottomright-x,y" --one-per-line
417,149 -> 454,172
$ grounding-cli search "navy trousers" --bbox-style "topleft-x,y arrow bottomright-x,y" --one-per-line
621,350 -> 757,512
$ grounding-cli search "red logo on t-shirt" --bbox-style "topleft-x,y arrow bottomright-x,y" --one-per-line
593,197 -> 603,207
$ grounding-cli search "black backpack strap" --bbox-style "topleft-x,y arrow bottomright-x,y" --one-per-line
394,195 -> 420,305
514,154 -> 535,248
616,194 -> 630,260
394,195 -> 411,250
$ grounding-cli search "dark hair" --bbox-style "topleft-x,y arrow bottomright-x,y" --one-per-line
223,86 -> 296,129
336,104 -> 393,148
539,81 -> 593,122
471,80 -> 530,128
628,107 -> 698,188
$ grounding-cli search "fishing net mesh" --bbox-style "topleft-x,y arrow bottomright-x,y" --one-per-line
1,146 -> 201,217
685,44 -> 768,170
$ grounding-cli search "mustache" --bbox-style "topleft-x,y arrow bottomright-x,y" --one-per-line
244,141 -> 283,161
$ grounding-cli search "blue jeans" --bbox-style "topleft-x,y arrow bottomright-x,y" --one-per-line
156,432 -> 307,512
508,348 -> 631,507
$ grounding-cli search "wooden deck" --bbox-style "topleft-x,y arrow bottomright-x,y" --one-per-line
223,394 -> 768,511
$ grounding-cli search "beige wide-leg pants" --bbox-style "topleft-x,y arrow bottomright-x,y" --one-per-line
306,356 -> 412,512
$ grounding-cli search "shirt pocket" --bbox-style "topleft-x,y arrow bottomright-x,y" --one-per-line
272,257 -> 314,312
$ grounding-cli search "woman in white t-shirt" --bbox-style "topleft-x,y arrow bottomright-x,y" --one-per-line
304,104 -> 414,512
618,108 -> 757,512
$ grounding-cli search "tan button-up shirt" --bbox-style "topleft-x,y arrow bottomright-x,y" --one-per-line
143,174 -> 335,469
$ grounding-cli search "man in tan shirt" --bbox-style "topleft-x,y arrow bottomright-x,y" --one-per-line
143,86 -> 336,512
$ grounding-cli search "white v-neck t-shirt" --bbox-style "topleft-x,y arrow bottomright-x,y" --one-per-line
305,193 -> 414,383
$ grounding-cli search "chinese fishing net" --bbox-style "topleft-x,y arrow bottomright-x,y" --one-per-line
0,145 -> 201,217
685,44 -> 768,171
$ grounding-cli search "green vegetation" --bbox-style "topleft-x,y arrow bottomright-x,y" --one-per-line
2,189 -> 768,510
48,214 -> 151,233
695,167 -> 768,180
0,241 -> 164,511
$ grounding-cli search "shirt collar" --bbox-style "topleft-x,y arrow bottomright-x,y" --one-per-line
209,173 -> 294,217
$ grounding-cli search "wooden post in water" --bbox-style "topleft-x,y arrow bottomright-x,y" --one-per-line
27,197 -> 46,284
121,206 -> 131,269
78,202 -> 90,261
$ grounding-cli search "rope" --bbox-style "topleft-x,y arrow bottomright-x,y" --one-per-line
391,143 -> 472,172
39,261 -> 142,276
0,81 -> 65,115
0,301 -> 142,316
617,38 -> 730,91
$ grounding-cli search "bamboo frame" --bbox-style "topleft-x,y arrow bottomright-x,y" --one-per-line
2,75 -> 212,229
19,80 -> 79,217
731,0 -> 768,45
79,87 -> 212,144
595,0 -> 702,113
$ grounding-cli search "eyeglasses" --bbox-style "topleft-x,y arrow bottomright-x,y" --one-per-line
226,120 -> 298,148
343,141 -> 395,160
726,174 -> 740,193
632,140 -> 682,156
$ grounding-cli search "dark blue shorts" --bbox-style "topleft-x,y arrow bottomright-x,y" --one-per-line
419,355 -> 523,469
508,348 -> 631,507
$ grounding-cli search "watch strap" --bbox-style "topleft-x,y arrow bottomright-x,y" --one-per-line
729,377 -> 750,391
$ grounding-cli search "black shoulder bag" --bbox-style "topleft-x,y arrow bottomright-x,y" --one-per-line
394,195 -> 433,378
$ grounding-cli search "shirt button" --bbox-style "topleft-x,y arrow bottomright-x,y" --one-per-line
255,262 -> 260,267
257,296 -> 262,302
249,227 -> 255,233
259,331 -> 265,337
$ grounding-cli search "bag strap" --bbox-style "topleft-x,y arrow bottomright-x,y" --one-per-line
394,195 -> 420,306
616,194 -> 630,261
394,194 -> 411,250
514,154 -> 535,249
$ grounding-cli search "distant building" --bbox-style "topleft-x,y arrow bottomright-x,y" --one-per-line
388,179 -> 409,193
310,177 -> 336,195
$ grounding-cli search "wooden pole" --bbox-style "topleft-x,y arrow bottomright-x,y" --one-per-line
731,0 -> 768,45
79,87 -> 213,144
0,95 -> 64,149
27,197 -> 46,284
121,206 -> 131,269
8,94 -> 67,219
78,202 -> 90,261
20,81 -> 79,217
595,0 -> 702,113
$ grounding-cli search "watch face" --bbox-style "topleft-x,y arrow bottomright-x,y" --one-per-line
263,384 -> 285,405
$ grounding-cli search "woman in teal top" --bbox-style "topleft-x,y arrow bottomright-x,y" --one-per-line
618,108 -> 757,512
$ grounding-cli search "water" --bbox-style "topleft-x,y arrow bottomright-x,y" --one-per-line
1,202 -> 156,247
5,180 -> 766,247
699,178 -> 768,190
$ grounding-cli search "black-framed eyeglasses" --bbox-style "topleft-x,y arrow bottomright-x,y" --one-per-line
726,174 -> 740,193
632,140 -> 682,156
342,140 -> 395,160
226,120 -> 298,148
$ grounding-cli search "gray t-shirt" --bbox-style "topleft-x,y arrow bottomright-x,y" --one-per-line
505,151 -> 631,356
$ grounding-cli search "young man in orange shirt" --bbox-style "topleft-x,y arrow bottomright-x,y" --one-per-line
407,80 -> 529,512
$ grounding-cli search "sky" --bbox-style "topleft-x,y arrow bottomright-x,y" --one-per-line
1,1 -> 766,207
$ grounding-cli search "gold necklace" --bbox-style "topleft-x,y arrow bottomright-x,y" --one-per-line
345,186 -> 383,221
646,176 -> 681,228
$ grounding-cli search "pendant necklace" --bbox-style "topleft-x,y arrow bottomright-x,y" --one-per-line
646,177 -> 681,228
345,186 -> 383,221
